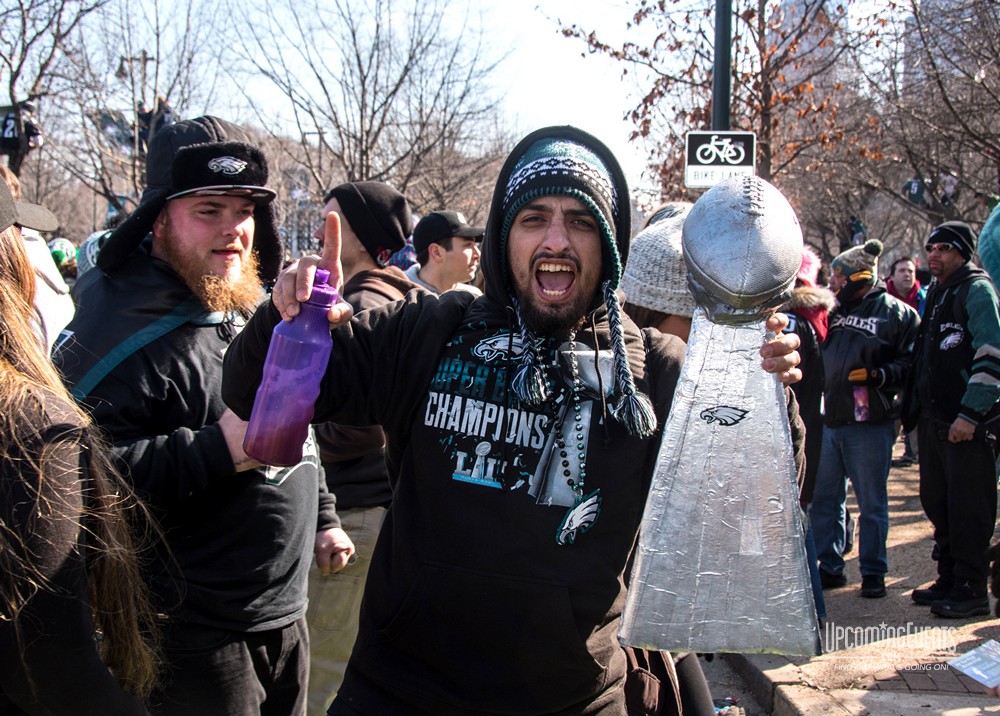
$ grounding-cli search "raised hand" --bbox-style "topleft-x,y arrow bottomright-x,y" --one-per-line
271,212 -> 353,327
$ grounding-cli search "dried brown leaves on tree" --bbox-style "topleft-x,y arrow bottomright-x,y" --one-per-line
561,0 -> 1000,263
560,1 -> 852,193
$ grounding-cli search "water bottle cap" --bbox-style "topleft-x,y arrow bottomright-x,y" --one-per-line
307,268 -> 339,307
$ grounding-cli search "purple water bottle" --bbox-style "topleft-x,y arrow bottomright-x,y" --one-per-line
243,269 -> 339,466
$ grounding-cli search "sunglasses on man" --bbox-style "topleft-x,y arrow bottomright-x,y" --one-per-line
925,242 -> 955,253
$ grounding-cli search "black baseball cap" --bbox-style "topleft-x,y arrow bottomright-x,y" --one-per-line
412,211 -> 484,254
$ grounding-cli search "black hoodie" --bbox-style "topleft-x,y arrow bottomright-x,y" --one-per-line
224,127 -> 689,715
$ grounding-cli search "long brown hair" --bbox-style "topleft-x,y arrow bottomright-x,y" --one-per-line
0,224 -> 161,698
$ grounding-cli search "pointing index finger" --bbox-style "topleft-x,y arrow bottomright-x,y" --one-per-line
297,211 -> 344,303
321,211 -> 343,285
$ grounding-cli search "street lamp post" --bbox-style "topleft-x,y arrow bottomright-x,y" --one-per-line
712,0 -> 732,131
296,130 -> 327,256
115,50 -> 158,203
117,50 -> 156,107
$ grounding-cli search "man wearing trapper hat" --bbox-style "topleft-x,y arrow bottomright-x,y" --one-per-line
223,127 -> 803,715
54,116 -> 352,715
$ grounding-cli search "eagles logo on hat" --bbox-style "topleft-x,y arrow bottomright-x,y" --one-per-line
165,144 -> 275,203
97,121 -> 283,283
210,157 -> 248,174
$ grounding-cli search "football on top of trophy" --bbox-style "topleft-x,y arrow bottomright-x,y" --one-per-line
682,175 -> 803,323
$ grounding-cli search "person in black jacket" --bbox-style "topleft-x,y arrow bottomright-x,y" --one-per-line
908,221 -> 1000,618
781,245 -> 837,624
53,117 -> 353,716
809,239 -> 919,600
223,127 -> 803,716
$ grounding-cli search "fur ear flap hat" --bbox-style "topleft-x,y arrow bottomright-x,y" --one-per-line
97,116 -> 282,284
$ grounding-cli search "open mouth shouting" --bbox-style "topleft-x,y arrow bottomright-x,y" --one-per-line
535,259 -> 578,301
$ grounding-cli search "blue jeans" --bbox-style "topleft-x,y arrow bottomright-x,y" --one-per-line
804,517 -> 827,619
809,422 -> 894,578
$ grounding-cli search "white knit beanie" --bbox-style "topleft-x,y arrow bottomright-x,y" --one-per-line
622,203 -> 696,318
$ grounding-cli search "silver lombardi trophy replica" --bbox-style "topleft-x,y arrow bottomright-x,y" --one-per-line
620,175 -> 821,656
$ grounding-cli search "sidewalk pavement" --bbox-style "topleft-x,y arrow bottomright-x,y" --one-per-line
724,439 -> 1000,715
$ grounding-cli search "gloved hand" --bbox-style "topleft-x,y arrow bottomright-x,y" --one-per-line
848,366 -> 885,387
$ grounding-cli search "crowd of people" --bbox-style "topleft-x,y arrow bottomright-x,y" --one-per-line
785,222 -> 1000,622
1,111 -> 998,716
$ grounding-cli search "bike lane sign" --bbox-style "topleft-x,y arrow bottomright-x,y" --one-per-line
684,131 -> 756,188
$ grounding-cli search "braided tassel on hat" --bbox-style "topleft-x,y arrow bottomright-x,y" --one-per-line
604,281 -> 657,438
510,298 -> 549,406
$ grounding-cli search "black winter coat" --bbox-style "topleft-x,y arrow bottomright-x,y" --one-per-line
55,248 -> 338,630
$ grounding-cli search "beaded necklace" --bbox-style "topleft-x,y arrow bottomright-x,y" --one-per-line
556,334 -> 587,501
551,333 -> 603,545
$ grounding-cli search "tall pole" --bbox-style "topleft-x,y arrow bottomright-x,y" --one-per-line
712,0 -> 732,131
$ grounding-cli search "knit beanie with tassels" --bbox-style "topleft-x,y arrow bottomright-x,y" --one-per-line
496,132 -> 657,439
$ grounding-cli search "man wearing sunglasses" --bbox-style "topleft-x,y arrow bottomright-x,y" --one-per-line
906,221 -> 1000,618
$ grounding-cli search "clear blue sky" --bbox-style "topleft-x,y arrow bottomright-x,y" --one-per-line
473,0 -> 652,191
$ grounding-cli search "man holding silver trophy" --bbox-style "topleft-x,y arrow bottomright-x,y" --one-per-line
223,127 -> 808,716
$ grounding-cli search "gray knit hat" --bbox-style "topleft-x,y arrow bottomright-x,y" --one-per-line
622,203 -> 695,318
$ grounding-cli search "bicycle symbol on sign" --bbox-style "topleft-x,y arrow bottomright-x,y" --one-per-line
695,135 -> 747,165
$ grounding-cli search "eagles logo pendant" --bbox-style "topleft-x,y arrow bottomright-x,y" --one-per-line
556,490 -> 602,545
